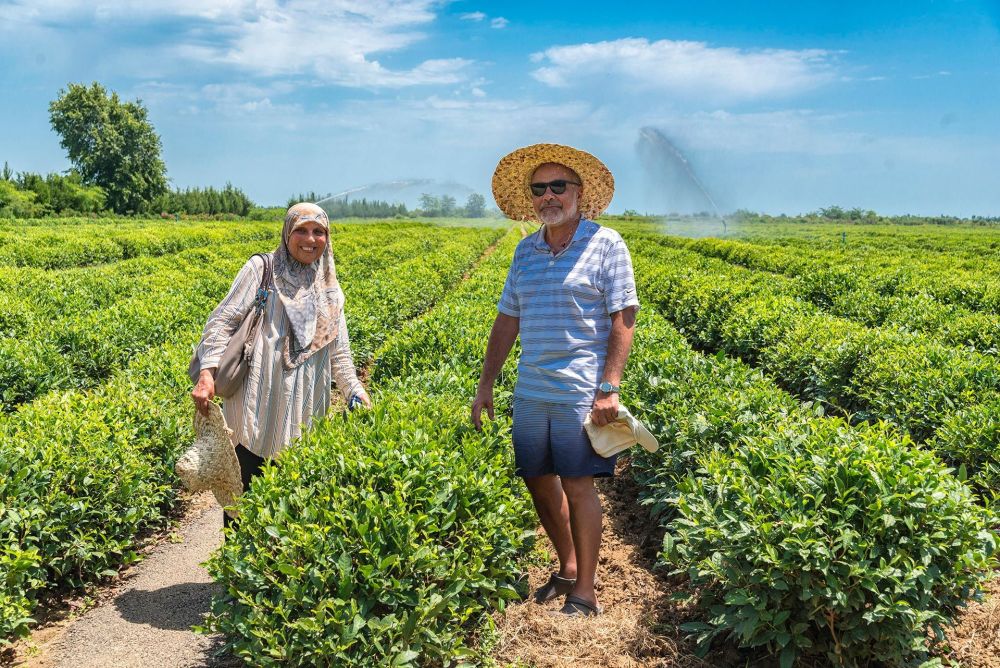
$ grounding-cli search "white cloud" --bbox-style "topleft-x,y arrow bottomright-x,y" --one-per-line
460,11 -> 486,21
0,0 -> 471,89
0,0 -> 253,25
490,17 -> 509,29
531,38 -> 836,101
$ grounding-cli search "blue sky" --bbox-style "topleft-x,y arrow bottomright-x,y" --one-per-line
1,0 -> 998,215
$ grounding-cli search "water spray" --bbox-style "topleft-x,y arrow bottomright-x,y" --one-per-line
636,127 -> 728,234
316,179 -> 437,205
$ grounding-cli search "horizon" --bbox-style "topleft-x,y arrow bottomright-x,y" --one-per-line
1,1 -> 998,217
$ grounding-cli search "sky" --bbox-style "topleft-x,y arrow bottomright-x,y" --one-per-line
1,0 -> 998,216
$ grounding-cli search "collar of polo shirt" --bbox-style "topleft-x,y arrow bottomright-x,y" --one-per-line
533,218 -> 598,253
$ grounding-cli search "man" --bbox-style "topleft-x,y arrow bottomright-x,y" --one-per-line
472,144 -> 639,616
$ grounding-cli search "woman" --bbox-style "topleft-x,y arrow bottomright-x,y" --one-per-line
190,202 -> 371,525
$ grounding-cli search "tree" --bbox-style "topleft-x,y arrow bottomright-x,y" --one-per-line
0,181 -> 44,217
49,82 -> 168,214
463,193 -> 486,218
440,195 -> 457,217
418,193 -> 440,216
15,170 -> 105,214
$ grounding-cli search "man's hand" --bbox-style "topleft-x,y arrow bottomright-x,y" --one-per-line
471,385 -> 495,431
590,391 -> 619,427
191,369 -> 216,416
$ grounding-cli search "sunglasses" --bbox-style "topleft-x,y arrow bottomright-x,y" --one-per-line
529,179 -> 581,197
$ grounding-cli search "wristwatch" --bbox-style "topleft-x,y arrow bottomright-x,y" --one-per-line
598,381 -> 620,394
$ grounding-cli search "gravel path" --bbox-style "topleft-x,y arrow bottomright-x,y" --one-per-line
27,492 -> 239,668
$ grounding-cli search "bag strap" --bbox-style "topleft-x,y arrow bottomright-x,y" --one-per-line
251,253 -> 273,312
241,254 -> 273,359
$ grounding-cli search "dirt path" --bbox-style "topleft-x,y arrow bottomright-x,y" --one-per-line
490,461 -> 744,667
18,492 -> 238,668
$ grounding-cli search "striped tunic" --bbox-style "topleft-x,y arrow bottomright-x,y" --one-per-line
195,255 -> 364,459
498,218 -> 640,404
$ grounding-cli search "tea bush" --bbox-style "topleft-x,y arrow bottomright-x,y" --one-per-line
204,394 -> 533,666
668,420 -> 995,666
625,313 -> 997,666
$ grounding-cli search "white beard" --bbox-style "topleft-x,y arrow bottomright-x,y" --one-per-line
538,202 -> 578,226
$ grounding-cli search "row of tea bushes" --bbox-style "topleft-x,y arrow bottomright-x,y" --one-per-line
0,218 -> 437,269
203,231 -> 532,666
0,227 -> 501,412
0,220 -> 279,269
0,224 -> 461,337
641,232 -> 1000,334
0,339 -> 196,642
202,392 -> 533,667
629,243 -> 1000,490
0,225 -> 500,645
625,311 -> 996,666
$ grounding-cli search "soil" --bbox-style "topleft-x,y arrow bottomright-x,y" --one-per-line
490,460 -> 752,667
942,578 -> 1000,668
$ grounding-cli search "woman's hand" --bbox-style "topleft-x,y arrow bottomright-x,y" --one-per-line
191,369 -> 216,416
352,389 -> 372,409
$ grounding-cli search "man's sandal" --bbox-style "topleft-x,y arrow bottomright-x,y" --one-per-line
533,573 -> 576,604
558,594 -> 603,617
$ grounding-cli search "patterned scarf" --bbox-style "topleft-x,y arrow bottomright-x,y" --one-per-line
272,203 -> 342,370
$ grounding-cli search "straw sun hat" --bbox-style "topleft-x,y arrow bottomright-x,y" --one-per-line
175,403 -> 243,519
491,143 -> 614,221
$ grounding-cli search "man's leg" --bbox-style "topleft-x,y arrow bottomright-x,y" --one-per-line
560,475 -> 602,607
513,398 -> 578,580
523,474 -> 577,580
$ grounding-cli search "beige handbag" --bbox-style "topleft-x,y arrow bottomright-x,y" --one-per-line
584,405 -> 659,458
188,254 -> 273,397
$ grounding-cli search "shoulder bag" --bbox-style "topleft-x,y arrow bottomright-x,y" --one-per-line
188,253 -> 273,398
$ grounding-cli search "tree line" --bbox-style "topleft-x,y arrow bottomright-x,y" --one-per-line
0,162 -> 255,218
1,82 -> 255,219
283,192 -> 490,219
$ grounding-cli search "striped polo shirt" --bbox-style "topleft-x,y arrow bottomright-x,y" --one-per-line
498,218 -> 640,404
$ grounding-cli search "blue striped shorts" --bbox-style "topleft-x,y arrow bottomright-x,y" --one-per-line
511,396 -> 617,479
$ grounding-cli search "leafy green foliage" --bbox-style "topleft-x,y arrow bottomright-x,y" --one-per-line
204,395 -> 533,667
0,221 -> 501,645
48,82 -> 168,214
0,219 -> 277,269
0,181 -> 44,218
150,183 -> 254,217
628,241 -> 1000,491
640,232 -> 1000,337
286,193 -> 410,219
626,313 -> 997,666
669,420 -> 994,666
0,168 -> 106,218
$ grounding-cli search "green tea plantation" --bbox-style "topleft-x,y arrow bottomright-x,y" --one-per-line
1,215 -> 998,667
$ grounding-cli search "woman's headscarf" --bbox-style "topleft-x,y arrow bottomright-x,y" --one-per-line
272,202 -> 342,370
